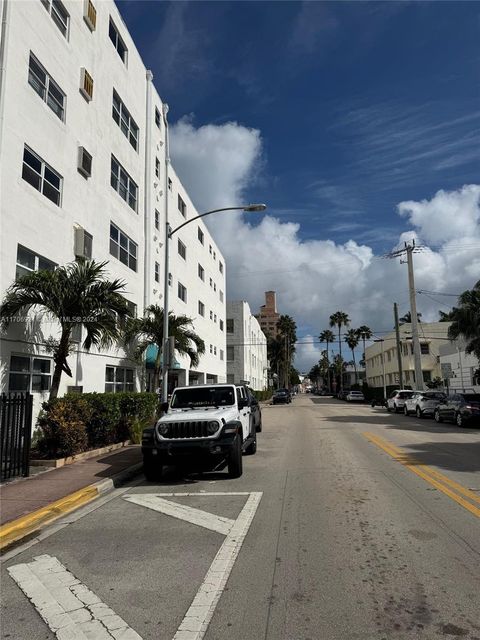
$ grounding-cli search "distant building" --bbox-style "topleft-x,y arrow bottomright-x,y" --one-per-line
438,339 -> 480,393
365,322 -> 451,389
256,291 -> 280,339
343,364 -> 366,389
226,301 -> 268,391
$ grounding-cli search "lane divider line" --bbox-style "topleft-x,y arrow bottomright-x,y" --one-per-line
363,432 -> 480,518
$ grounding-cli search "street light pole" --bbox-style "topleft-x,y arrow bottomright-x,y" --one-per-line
160,203 -> 267,401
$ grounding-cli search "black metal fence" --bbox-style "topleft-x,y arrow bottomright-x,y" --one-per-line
0,393 -> 33,481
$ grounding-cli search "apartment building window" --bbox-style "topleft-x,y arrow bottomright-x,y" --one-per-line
178,195 -> 186,218
219,290 -> 224,303
168,178 -> 172,190
125,300 -> 137,318
16,245 -> 55,280
83,0 -> 97,31
178,282 -> 187,303
154,261 -> 160,283
210,311 -> 213,320
80,68 -> 94,101
22,146 -> 62,206
219,262 -> 224,274
214,346 -> 217,356
178,239 -> 186,260
155,210 -> 160,231
105,366 -> 134,392
9,354 -> 51,392
112,91 -> 138,150
109,18 -> 127,63
28,53 -> 65,121
220,349 -> 224,361
219,319 -> 224,331
209,344 -> 213,354
168,273 -> 172,287
420,343 -> 430,355
111,156 -> 138,211
155,107 -> 161,128
213,251 -> 216,260
41,0 -> 69,38
213,283 -> 216,292
155,157 -> 160,178
77,147 -> 92,178
198,227 -> 204,244
214,314 -> 217,323
198,301 -> 205,317
227,319 -> 234,333
110,223 -> 137,271
198,264 -> 205,281
209,245 -> 212,254
209,278 -> 213,288
227,346 -> 234,361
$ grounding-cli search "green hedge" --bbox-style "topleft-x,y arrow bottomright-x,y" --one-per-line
36,392 -> 159,458
252,389 -> 273,401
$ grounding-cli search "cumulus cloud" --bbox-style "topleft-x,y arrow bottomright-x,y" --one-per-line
170,120 -> 480,373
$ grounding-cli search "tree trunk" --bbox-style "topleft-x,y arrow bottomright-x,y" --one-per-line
49,328 -> 71,401
338,326 -> 343,390
352,349 -> 357,385
326,342 -> 331,392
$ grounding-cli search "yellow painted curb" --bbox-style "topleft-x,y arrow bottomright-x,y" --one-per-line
0,485 -> 99,551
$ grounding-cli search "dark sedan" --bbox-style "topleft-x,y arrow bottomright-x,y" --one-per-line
247,387 -> 262,432
434,393 -> 480,427
272,388 -> 292,405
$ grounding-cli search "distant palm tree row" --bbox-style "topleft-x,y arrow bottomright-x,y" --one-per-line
267,314 -> 298,388
0,259 -> 204,401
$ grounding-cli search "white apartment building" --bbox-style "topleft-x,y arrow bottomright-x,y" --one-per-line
0,0 -> 226,421
226,301 -> 268,391
365,322 -> 451,389
438,339 -> 480,393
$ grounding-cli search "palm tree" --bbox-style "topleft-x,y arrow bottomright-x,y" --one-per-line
319,329 -> 335,391
399,311 -> 422,325
329,311 -> 350,388
448,280 -> 480,360
267,335 -> 284,389
124,305 -> 205,392
345,328 -> 360,384
0,260 -> 130,400
277,315 -> 297,387
357,325 -> 372,362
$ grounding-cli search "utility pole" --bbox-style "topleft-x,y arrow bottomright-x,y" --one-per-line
384,240 -> 424,391
393,303 -> 404,389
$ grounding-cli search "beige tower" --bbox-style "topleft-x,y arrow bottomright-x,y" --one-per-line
256,291 -> 281,339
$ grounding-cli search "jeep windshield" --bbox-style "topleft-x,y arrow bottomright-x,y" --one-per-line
170,387 -> 235,409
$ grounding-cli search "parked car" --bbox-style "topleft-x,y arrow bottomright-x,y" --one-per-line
387,390 -> 415,413
434,393 -> 480,427
246,386 -> 262,432
404,391 -> 447,418
346,391 -> 365,402
335,389 -> 348,400
272,388 -> 292,404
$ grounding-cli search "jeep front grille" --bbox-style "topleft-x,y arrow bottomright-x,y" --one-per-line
162,421 -> 213,439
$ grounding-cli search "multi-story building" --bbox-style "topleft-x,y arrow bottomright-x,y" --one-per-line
365,322 -> 451,389
226,301 -> 268,391
0,0 -> 226,421
438,339 -> 480,393
255,291 -> 280,339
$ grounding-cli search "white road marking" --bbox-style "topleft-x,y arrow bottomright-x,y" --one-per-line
7,554 -> 142,639
123,495 -> 235,535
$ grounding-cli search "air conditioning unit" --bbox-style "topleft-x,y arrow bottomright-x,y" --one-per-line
83,0 -> 97,31
74,226 -> 93,259
77,147 -> 92,178
80,68 -> 93,101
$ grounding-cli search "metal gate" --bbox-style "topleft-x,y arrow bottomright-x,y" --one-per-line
0,393 -> 33,481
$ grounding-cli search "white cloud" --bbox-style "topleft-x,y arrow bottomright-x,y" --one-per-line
170,120 -> 480,373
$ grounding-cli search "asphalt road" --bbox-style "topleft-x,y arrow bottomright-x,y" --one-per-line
2,395 -> 480,640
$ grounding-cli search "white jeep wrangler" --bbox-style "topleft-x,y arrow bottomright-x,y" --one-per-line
141,383 -> 257,481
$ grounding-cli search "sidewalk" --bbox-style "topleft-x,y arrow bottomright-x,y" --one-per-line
0,446 -> 142,549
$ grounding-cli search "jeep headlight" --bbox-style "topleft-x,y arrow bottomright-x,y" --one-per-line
207,420 -> 219,434
158,423 -> 169,436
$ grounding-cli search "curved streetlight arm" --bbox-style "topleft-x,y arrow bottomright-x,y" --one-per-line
169,206 -> 262,238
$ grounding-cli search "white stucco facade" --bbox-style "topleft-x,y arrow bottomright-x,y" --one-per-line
0,0 -> 226,422
226,301 -> 268,391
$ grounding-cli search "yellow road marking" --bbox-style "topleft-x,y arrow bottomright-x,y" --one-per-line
363,432 -> 480,518
0,485 -> 98,551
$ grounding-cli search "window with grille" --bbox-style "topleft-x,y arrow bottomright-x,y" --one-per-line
109,222 -> 137,271
22,145 -> 62,206
28,53 -> 65,121
112,90 -> 138,150
198,301 -> 205,316
83,0 -> 96,30
198,227 -> 204,244
16,245 -> 56,280
198,264 -> 204,281
105,366 -> 134,392
154,262 -> 160,283
178,282 -> 187,303
41,0 -> 69,38
111,156 -> 138,211
109,18 -> 127,63
80,68 -> 93,101
178,195 -> 186,218
178,239 -> 186,260
9,354 -> 51,392
420,343 -> 430,355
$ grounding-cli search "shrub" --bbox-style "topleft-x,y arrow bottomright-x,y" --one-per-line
118,392 -> 158,444
37,397 -> 91,457
80,393 -> 122,448
253,389 -> 273,401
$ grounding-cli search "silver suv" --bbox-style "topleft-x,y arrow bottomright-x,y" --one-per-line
404,391 -> 447,418
387,390 -> 415,413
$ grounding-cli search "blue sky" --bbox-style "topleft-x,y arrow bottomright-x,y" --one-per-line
117,0 -> 479,253
116,1 -> 480,369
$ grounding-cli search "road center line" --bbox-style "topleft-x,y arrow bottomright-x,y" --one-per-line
363,432 -> 480,518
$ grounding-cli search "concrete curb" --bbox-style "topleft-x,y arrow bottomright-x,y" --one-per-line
0,461 -> 144,553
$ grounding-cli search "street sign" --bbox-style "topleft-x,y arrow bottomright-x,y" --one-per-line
441,363 -> 453,379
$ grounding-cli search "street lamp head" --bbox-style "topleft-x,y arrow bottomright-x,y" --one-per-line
243,203 -> 267,212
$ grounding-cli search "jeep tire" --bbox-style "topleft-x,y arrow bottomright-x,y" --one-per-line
245,429 -> 257,455
227,436 -> 243,478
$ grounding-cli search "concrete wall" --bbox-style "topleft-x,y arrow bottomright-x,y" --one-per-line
226,301 -> 268,390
